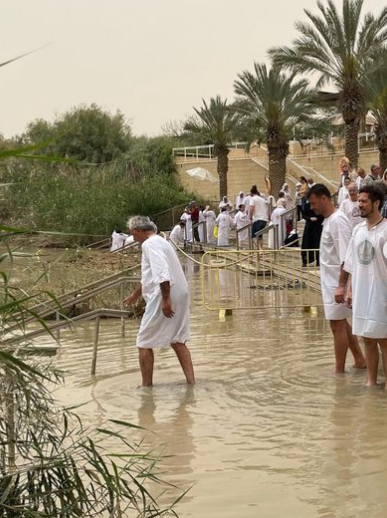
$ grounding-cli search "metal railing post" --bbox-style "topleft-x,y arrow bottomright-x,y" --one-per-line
91,317 -> 100,375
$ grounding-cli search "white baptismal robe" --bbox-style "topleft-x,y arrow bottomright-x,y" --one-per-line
234,211 -> 249,246
169,224 -> 182,246
136,235 -> 190,348
320,210 -> 352,320
110,231 -> 129,251
216,212 -> 233,246
203,209 -> 217,244
344,219 -> 387,339
339,199 -> 362,230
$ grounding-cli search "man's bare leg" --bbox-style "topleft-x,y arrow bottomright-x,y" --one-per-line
172,342 -> 195,384
378,339 -> 387,390
346,321 -> 366,368
363,338 -> 379,387
329,319 -> 349,373
138,348 -> 154,387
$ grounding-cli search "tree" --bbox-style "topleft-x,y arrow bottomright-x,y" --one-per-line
19,104 -> 132,163
184,96 -> 240,198
234,63 -> 319,195
268,0 -> 387,168
367,55 -> 387,172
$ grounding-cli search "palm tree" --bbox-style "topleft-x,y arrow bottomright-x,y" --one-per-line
268,0 -> 387,169
184,96 -> 240,198
367,57 -> 387,172
234,63 -> 319,195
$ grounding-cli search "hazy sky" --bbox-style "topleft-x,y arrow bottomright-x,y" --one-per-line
1,0 -> 386,137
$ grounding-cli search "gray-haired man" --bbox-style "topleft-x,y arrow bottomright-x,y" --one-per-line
124,216 -> 195,386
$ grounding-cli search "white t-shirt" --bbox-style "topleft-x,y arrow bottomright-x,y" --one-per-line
249,195 -> 268,222
339,199 -> 362,230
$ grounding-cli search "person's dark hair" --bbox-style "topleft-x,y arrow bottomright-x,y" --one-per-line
250,185 -> 260,195
278,191 -> 285,198
221,206 -> 228,212
307,183 -> 331,200
370,164 -> 380,173
238,203 -> 245,210
359,184 -> 385,207
374,180 -> 387,197
300,176 -> 307,183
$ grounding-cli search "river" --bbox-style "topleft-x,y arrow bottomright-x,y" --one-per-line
31,254 -> 387,518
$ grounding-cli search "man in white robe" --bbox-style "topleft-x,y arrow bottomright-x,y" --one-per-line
308,184 -> 366,373
342,185 -> 387,388
234,204 -> 250,249
270,199 -> 287,248
110,229 -> 129,252
216,207 -> 233,246
169,222 -> 185,247
180,209 -> 192,244
339,182 -> 362,230
203,206 -> 217,245
124,216 -> 195,386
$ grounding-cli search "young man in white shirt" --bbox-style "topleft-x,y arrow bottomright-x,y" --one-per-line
342,185 -> 387,388
249,185 -> 268,251
308,184 -> 366,373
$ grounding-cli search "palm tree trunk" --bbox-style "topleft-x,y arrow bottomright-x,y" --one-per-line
379,147 -> 387,174
344,120 -> 359,169
217,149 -> 229,199
268,146 -> 286,196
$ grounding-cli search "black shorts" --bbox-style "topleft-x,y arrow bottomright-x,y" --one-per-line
252,219 -> 267,237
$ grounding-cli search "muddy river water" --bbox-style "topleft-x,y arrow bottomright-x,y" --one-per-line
32,255 -> 387,518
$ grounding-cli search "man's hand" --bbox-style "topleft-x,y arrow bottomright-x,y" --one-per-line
334,285 -> 345,304
345,290 -> 352,309
123,293 -> 138,306
162,297 -> 175,318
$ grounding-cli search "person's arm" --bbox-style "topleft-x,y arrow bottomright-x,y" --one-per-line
335,267 -> 349,303
345,275 -> 353,308
160,281 -> 174,318
123,284 -> 142,306
249,201 -> 255,220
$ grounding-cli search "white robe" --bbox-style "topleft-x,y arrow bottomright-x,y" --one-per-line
235,194 -> 246,210
320,210 -> 352,320
344,220 -> 387,339
203,209 -> 217,244
216,212 -> 233,246
110,231 -> 129,251
169,224 -> 182,246
234,211 -> 249,248
180,212 -> 192,242
338,186 -> 349,206
270,207 -> 287,248
243,195 -> 251,215
136,235 -> 190,348
198,210 -> 205,242
339,199 -> 362,230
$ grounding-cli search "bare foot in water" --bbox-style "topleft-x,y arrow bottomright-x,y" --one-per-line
353,362 -> 367,369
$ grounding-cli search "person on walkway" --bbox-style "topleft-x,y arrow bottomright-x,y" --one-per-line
365,164 -> 382,185
337,176 -> 351,207
301,198 -> 323,267
198,205 -> 205,243
219,196 -> 232,211
169,221 -> 185,247
234,204 -> 249,248
180,208 -> 192,244
249,185 -> 268,251
124,215 -> 195,387
338,157 -> 352,186
188,201 -> 200,242
307,184 -> 366,373
110,229 -> 129,252
339,182 -> 362,230
280,183 -> 292,210
216,207 -> 233,246
235,191 -> 245,210
270,198 -> 287,248
355,167 -> 367,190
203,205 -> 217,244
299,176 -> 309,218
342,185 -> 387,388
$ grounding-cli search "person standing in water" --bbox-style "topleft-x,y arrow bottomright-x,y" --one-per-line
124,216 -> 195,387
307,184 -> 366,373
343,185 -> 387,388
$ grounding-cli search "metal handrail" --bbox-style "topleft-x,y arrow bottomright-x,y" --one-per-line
4,308 -> 131,376
11,267 -> 140,325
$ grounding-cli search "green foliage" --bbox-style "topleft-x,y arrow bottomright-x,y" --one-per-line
0,136 -> 190,241
17,104 -> 132,164
0,251 -> 183,517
